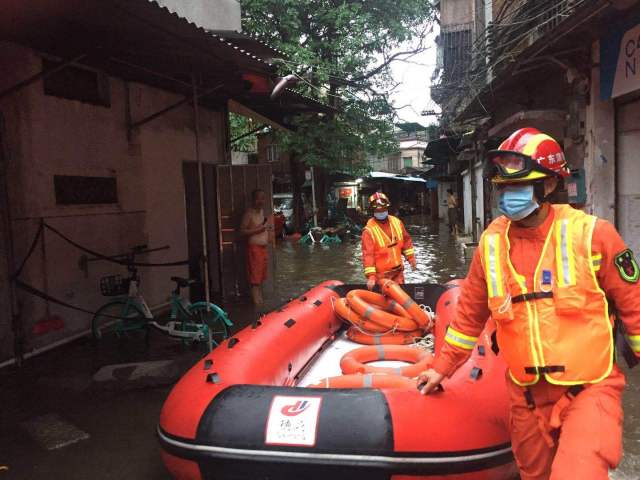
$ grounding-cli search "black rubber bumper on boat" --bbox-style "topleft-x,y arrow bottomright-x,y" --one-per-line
158,385 -> 514,480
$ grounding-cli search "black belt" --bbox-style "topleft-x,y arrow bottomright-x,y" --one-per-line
524,365 -> 565,375
524,384 -> 584,409
512,291 -> 554,304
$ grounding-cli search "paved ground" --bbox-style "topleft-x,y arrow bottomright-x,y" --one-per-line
0,301 -> 260,480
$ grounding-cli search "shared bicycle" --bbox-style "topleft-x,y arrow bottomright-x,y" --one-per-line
91,245 -> 232,351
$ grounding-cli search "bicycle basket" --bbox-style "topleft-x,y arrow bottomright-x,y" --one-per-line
100,275 -> 129,297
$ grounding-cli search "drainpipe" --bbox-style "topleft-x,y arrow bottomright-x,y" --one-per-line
310,166 -> 318,228
0,115 -> 22,365
470,140 -> 479,242
192,74 -> 212,351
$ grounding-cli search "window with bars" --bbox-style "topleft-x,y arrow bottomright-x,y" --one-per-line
388,157 -> 401,171
441,24 -> 473,84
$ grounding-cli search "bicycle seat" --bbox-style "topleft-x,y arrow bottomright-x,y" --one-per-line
170,276 -> 197,288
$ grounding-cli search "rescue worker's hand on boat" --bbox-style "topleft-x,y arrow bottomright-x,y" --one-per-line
410,258 -> 417,271
366,277 -> 376,291
417,368 -> 444,395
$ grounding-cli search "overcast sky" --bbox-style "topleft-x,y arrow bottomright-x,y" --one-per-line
388,28 -> 440,128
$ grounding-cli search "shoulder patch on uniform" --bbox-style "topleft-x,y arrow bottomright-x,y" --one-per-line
614,249 -> 639,283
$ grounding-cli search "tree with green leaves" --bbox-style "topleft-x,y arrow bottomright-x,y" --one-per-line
238,0 -> 437,174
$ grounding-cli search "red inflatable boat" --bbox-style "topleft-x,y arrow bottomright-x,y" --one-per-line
158,281 -> 517,480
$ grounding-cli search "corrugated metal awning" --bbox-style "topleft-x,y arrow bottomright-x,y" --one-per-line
0,0 -> 330,125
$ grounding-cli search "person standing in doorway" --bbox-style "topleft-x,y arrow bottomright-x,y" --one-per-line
447,188 -> 459,235
418,128 -> 640,479
240,189 -> 273,307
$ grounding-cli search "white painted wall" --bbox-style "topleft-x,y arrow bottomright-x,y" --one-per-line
154,0 -> 241,31
462,169 -> 472,234
437,182 -> 452,220
584,41 -> 616,222
616,99 -> 640,256
231,151 -> 249,165
474,162 -> 484,231
0,43 -> 227,360
441,0 -> 473,26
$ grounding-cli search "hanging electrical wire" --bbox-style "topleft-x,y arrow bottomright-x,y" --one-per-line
433,0 -> 589,126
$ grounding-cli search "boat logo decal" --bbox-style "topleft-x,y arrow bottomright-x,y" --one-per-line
265,396 -> 323,447
281,400 -> 310,416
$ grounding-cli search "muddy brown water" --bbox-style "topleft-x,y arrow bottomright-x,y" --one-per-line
271,216 -> 639,479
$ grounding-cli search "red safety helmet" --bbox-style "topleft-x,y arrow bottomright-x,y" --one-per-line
488,128 -> 570,184
369,192 -> 390,210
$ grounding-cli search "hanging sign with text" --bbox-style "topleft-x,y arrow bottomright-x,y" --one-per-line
601,14 -> 640,100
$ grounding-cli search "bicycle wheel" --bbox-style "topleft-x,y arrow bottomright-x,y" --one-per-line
187,303 -> 231,349
92,300 -> 146,341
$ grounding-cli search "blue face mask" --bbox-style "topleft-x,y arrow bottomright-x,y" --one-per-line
374,211 -> 389,221
498,184 -> 539,221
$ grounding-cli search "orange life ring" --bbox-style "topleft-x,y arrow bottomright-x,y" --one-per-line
349,290 -> 412,318
309,373 -> 416,389
346,327 -> 422,345
334,298 -> 389,333
340,345 -> 434,377
347,290 -> 418,332
379,279 -> 432,330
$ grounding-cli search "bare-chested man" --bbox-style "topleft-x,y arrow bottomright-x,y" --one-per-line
240,189 -> 273,307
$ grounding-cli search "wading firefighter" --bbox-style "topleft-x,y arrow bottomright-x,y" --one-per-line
362,192 -> 417,290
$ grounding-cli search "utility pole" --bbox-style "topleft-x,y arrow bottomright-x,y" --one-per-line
310,166 -> 318,228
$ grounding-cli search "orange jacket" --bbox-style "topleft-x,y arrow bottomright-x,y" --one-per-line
434,205 -> 640,379
362,216 -> 415,278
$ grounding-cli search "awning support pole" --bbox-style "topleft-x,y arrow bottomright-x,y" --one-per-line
0,54 -> 87,101
130,83 -> 224,131
310,166 -> 318,228
193,74 -> 213,351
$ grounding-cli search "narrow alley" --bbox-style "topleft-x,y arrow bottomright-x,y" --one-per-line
1,218 -> 638,479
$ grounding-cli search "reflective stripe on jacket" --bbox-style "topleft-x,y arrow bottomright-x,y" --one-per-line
479,204 -> 614,386
363,216 -> 409,276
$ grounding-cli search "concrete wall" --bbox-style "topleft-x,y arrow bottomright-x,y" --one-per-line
437,182 -> 453,219
441,0 -> 473,26
231,151 -> 249,165
154,0 -> 241,31
0,42 -> 227,361
584,41 -> 616,222
0,121 -> 13,361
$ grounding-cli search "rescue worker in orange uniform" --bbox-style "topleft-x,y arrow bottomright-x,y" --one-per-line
362,192 -> 417,290
417,128 -> 640,479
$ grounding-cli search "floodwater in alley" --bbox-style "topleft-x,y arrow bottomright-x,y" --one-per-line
272,215 -> 639,479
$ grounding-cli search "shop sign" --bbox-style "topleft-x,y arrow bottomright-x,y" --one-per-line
339,187 -> 353,198
601,15 -> 640,100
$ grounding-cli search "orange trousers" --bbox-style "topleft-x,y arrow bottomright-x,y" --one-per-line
247,244 -> 268,286
507,367 -> 625,480
378,270 -> 405,284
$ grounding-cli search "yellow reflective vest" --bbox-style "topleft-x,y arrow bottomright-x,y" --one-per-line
478,204 -> 614,386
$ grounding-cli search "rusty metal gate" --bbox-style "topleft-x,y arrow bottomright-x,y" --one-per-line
216,164 -> 273,299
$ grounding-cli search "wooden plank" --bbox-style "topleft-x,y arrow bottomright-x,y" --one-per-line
182,162 -> 205,301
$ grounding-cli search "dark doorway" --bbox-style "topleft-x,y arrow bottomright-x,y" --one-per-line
182,162 -> 221,302
216,164 -> 273,299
